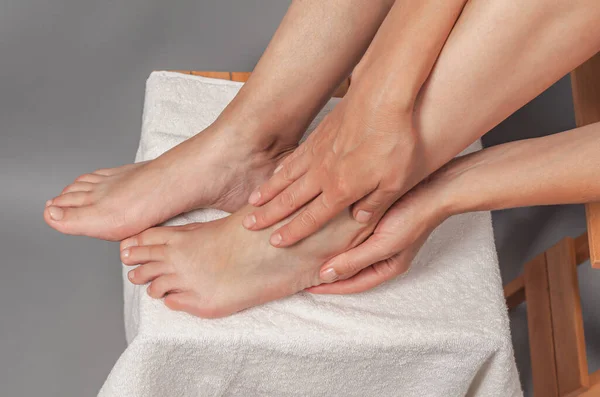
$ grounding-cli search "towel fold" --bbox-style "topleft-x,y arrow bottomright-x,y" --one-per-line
99,71 -> 522,397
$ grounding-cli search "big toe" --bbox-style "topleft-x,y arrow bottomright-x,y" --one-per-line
164,292 -> 224,318
43,205 -> 124,241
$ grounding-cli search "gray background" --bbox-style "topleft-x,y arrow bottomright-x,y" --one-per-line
0,0 -> 598,396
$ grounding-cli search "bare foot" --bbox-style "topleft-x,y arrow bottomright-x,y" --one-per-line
44,120 -> 291,241
120,205 -> 371,318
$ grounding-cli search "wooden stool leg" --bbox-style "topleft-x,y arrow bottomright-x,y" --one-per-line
571,52 -> 600,269
524,253 -> 559,397
546,238 -> 589,395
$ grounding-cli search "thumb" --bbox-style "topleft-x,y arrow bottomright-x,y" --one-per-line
319,233 -> 395,283
308,252 -> 407,295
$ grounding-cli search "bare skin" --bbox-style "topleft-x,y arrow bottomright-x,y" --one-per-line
311,121 -> 600,293
44,123 -> 285,241
315,0 -> 600,289
121,205 -> 370,318
43,0 -> 395,241
245,0 -> 467,247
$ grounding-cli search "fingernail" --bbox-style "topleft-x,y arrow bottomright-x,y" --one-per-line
48,206 -> 64,221
121,248 -> 130,259
243,214 -> 257,229
248,190 -> 261,205
321,268 -> 338,283
273,164 -> 283,174
45,199 -> 52,207
128,270 -> 135,280
355,210 -> 373,223
270,233 -> 282,246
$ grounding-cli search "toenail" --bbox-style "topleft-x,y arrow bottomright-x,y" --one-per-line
121,249 -> 130,259
128,270 -> 135,280
273,164 -> 283,174
243,214 -> 257,229
248,190 -> 261,205
45,199 -> 52,207
320,268 -> 338,283
270,233 -> 282,246
355,210 -> 373,223
48,206 -> 64,221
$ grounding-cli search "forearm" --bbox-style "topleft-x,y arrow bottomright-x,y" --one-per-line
435,122 -> 600,217
223,0 -> 395,148
351,0 -> 467,111
416,0 -> 600,175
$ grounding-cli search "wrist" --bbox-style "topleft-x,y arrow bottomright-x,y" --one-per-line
426,152 -> 492,218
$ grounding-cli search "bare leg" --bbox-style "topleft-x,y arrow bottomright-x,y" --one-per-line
43,0 -> 395,241
120,0 -> 600,317
415,0 -> 600,173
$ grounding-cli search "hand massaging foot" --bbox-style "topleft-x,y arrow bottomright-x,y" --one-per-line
43,122 -> 288,241
120,204 -> 371,318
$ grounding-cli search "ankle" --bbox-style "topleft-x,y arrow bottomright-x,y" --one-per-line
215,108 -> 303,158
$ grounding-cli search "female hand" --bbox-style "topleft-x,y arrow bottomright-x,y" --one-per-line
306,171 -> 454,294
242,92 -> 427,248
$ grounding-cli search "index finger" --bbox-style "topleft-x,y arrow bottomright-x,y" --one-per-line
269,191 -> 349,247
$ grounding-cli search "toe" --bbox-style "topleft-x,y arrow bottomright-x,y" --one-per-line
74,173 -> 104,183
128,262 -> 172,284
94,162 -> 143,176
44,205 -> 123,240
121,226 -> 179,251
147,274 -> 180,299
61,182 -> 95,194
164,292 -> 200,312
121,244 -> 167,265
44,205 -> 83,234
164,293 -> 226,318
92,167 -> 120,176
51,192 -> 94,208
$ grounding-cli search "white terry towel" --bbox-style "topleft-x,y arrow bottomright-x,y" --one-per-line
99,71 -> 522,397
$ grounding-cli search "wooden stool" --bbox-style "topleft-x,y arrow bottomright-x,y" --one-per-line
172,61 -> 600,396
504,52 -> 600,397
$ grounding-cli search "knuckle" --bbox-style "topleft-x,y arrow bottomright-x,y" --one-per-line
279,190 -> 297,210
319,193 -> 335,211
331,178 -> 350,202
361,196 -> 384,211
381,255 -> 410,278
374,258 -> 398,279
281,164 -> 295,182
369,235 -> 395,254
297,143 -> 309,156
342,259 -> 361,276
298,210 -> 318,228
